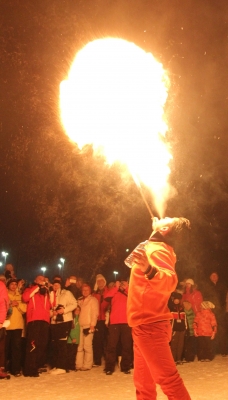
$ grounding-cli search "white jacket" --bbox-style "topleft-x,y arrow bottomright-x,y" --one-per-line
78,295 -> 99,328
50,288 -> 77,324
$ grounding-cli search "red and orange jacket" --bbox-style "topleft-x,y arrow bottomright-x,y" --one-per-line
193,309 -> 217,337
92,286 -> 109,321
127,238 -> 178,328
22,285 -> 51,324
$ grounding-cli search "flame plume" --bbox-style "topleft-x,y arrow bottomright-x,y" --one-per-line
60,38 -> 173,217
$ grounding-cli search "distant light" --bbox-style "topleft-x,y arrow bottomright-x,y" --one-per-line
0,262 -> 3,267
126,249 -> 129,252
2,251 -> 9,257
41,266 -> 47,274
60,258 -> 65,263
113,271 -> 118,276
58,263 -> 62,269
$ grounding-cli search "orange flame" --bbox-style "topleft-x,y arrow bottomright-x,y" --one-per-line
60,38 -> 173,216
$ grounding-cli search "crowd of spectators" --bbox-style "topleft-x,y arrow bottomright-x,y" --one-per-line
0,263 -> 228,380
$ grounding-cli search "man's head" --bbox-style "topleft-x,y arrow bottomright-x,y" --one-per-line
82,283 -> 92,298
152,217 -> 191,236
210,272 -> 219,284
34,275 -> 46,286
7,279 -> 18,291
94,274 -> 106,291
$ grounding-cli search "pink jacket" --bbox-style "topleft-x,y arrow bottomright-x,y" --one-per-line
22,285 -> 51,324
0,281 -> 9,324
104,286 -> 128,324
182,289 -> 203,314
193,309 -> 217,337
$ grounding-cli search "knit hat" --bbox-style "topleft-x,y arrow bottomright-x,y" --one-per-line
201,301 -> 215,309
171,291 -> 182,300
94,274 -> 107,291
185,278 -> 194,286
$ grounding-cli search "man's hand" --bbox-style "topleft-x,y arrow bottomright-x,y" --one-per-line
56,307 -> 64,314
90,325 -> 95,333
65,278 -> 71,288
11,300 -> 19,307
211,332 -> 215,340
132,248 -> 150,273
115,281 -> 120,289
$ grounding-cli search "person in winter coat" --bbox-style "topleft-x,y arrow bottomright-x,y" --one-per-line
0,280 -> 10,379
49,279 -> 77,375
182,279 -> 203,315
126,216 -> 191,400
169,292 -> 187,365
22,275 -> 51,377
193,301 -> 217,361
92,274 -> 109,366
66,305 -> 81,371
183,301 -> 196,362
5,279 -> 27,376
104,277 -> 133,375
76,283 -> 99,371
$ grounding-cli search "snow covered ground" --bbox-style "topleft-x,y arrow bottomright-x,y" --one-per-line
1,355 -> 228,400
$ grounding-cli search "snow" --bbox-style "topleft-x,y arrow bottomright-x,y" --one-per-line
1,355 -> 228,399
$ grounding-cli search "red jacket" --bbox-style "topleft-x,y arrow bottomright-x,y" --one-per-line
92,286 -> 109,321
127,240 -> 177,328
104,286 -> 128,324
193,309 -> 217,337
0,281 -> 9,324
182,289 -> 203,314
22,285 -> 51,324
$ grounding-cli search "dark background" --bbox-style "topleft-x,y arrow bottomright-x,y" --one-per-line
0,0 -> 228,286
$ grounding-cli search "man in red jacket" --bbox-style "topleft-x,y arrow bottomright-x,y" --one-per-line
22,275 -> 51,377
126,216 -> 191,400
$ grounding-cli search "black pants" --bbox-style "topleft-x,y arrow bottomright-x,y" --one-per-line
5,329 -> 22,374
93,320 -> 108,365
184,335 -> 196,362
170,330 -> 185,362
66,343 -> 78,370
197,336 -> 213,360
105,323 -> 132,372
24,321 -> 50,375
50,321 -> 72,370
0,328 -> 6,368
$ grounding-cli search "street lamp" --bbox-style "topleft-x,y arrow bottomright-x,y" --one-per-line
59,258 -> 65,277
2,251 -> 9,265
113,271 -> 118,281
41,266 -> 47,275
0,262 -> 3,268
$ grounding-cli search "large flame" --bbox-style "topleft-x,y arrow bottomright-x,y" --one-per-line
60,38 -> 173,216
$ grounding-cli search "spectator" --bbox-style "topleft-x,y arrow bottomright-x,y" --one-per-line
22,275 -> 51,377
104,277 -> 133,375
0,280 -> 10,379
49,278 -> 77,374
183,301 -> 196,362
169,292 -> 187,365
4,264 -> 16,283
92,274 -> 109,367
5,279 -> 27,377
193,301 -> 217,361
202,272 -> 228,356
65,275 -> 82,300
76,283 -> 99,371
182,279 -> 203,314
66,305 -> 81,371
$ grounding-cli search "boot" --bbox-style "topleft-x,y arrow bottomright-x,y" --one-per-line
0,367 -> 10,380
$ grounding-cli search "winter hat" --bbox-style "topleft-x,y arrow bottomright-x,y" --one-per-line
94,274 -> 107,291
185,278 -> 194,286
171,291 -> 182,300
201,301 -> 215,309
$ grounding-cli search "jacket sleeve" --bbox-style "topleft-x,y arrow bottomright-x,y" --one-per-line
64,291 -> 77,314
22,285 -> 39,302
104,286 -> 118,302
0,283 -> 9,323
90,297 -> 99,327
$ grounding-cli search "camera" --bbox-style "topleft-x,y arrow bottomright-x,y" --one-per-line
55,304 -> 64,323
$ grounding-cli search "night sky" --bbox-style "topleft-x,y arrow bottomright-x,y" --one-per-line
1,0 -> 228,285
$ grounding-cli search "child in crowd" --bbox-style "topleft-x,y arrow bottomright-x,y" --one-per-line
169,292 -> 187,365
183,301 -> 196,362
66,306 -> 81,371
193,301 -> 217,362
